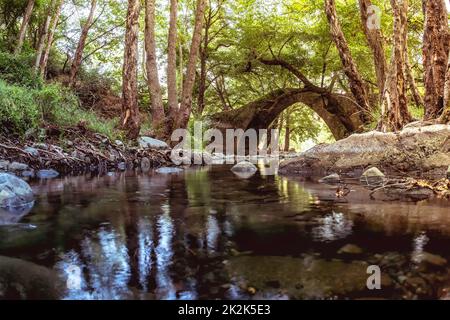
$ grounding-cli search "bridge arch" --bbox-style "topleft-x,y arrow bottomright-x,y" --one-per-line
209,87 -> 367,141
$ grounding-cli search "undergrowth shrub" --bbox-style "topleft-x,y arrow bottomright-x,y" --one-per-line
0,51 -> 43,88
0,80 -> 119,139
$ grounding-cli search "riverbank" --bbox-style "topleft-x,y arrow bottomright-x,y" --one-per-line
0,125 -> 170,178
279,123 -> 450,180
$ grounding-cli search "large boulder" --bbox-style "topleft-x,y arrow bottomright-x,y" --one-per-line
279,124 -> 450,178
138,136 -> 169,150
0,173 -> 34,208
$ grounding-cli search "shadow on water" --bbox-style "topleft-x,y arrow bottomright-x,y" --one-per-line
1,165 -> 450,300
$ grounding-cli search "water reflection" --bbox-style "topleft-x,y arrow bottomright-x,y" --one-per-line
0,166 -> 450,300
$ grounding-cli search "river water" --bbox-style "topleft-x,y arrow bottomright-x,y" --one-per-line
1,164 -> 450,300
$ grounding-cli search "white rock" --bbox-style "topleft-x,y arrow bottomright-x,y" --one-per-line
138,136 -> 169,150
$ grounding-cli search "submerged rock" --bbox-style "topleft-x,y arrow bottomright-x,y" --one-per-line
417,252 -> 447,267
0,202 -> 34,225
231,161 -> 258,179
0,256 -> 63,299
0,173 -> 34,208
319,173 -> 341,184
226,255 -> 391,299
338,244 -> 363,255
231,161 -> 258,173
36,169 -> 59,179
138,136 -> 169,150
360,167 -> 385,187
156,167 -> 184,174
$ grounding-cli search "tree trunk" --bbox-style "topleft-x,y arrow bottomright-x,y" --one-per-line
358,0 -> 387,102
177,0 -> 207,129
325,0 -> 371,122
422,0 -> 449,119
144,0 -> 165,137
69,0 -> 97,87
380,0 -> 412,131
39,0 -> 64,77
167,0 -> 178,131
121,0 -> 141,139
34,0 -> 55,72
441,54 -> 450,123
15,0 -> 35,55
405,51 -> 424,108
284,111 -> 291,152
197,4 -> 214,116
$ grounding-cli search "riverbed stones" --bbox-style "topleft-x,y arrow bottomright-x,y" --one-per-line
0,160 -> 9,171
417,252 -> 447,267
338,244 -> 363,255
0,173 -> 34,208
231,161 -> 258,179
138,136 -> 169,150
24,147 -> 39,157
8,162 -> 29,171
279,124 -> 450,178
319,173 -> 341,184
225,255 -> 392,299
360,167 -> 385,187
140,157 -> 151,172
231,161 -> 258,173
156,167 -> 184,174
117,162 -> 127,171
36,169 -> 59,179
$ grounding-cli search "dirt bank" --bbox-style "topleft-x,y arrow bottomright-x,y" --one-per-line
0,125 -> 170,177
279,124 -> 450,180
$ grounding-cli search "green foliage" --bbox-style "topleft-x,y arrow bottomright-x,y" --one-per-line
0,79 -> 119,139
0,51 -> 43,88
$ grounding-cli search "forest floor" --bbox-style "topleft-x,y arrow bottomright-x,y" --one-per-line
0,122 -> 170,178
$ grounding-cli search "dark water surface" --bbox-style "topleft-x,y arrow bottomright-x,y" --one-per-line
1,164 -> 450,300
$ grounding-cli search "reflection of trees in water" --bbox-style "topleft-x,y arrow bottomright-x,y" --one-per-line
54,170 -> 234,300
311,211 -> 354,242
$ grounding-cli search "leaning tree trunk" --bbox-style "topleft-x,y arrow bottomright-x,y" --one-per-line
121,0 -> 141,139
144,0 -> 165,138
380,0 -> 412,132
358,0 -> 387,102
39,0 -> 64,77
69,0 -> 97,87
167,0 -> 179,132
15,0 -> 35,54
325,0 -> 371,122
177,0 -> 207,129
422,0 -> 449,119
34,0 -> 55,72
